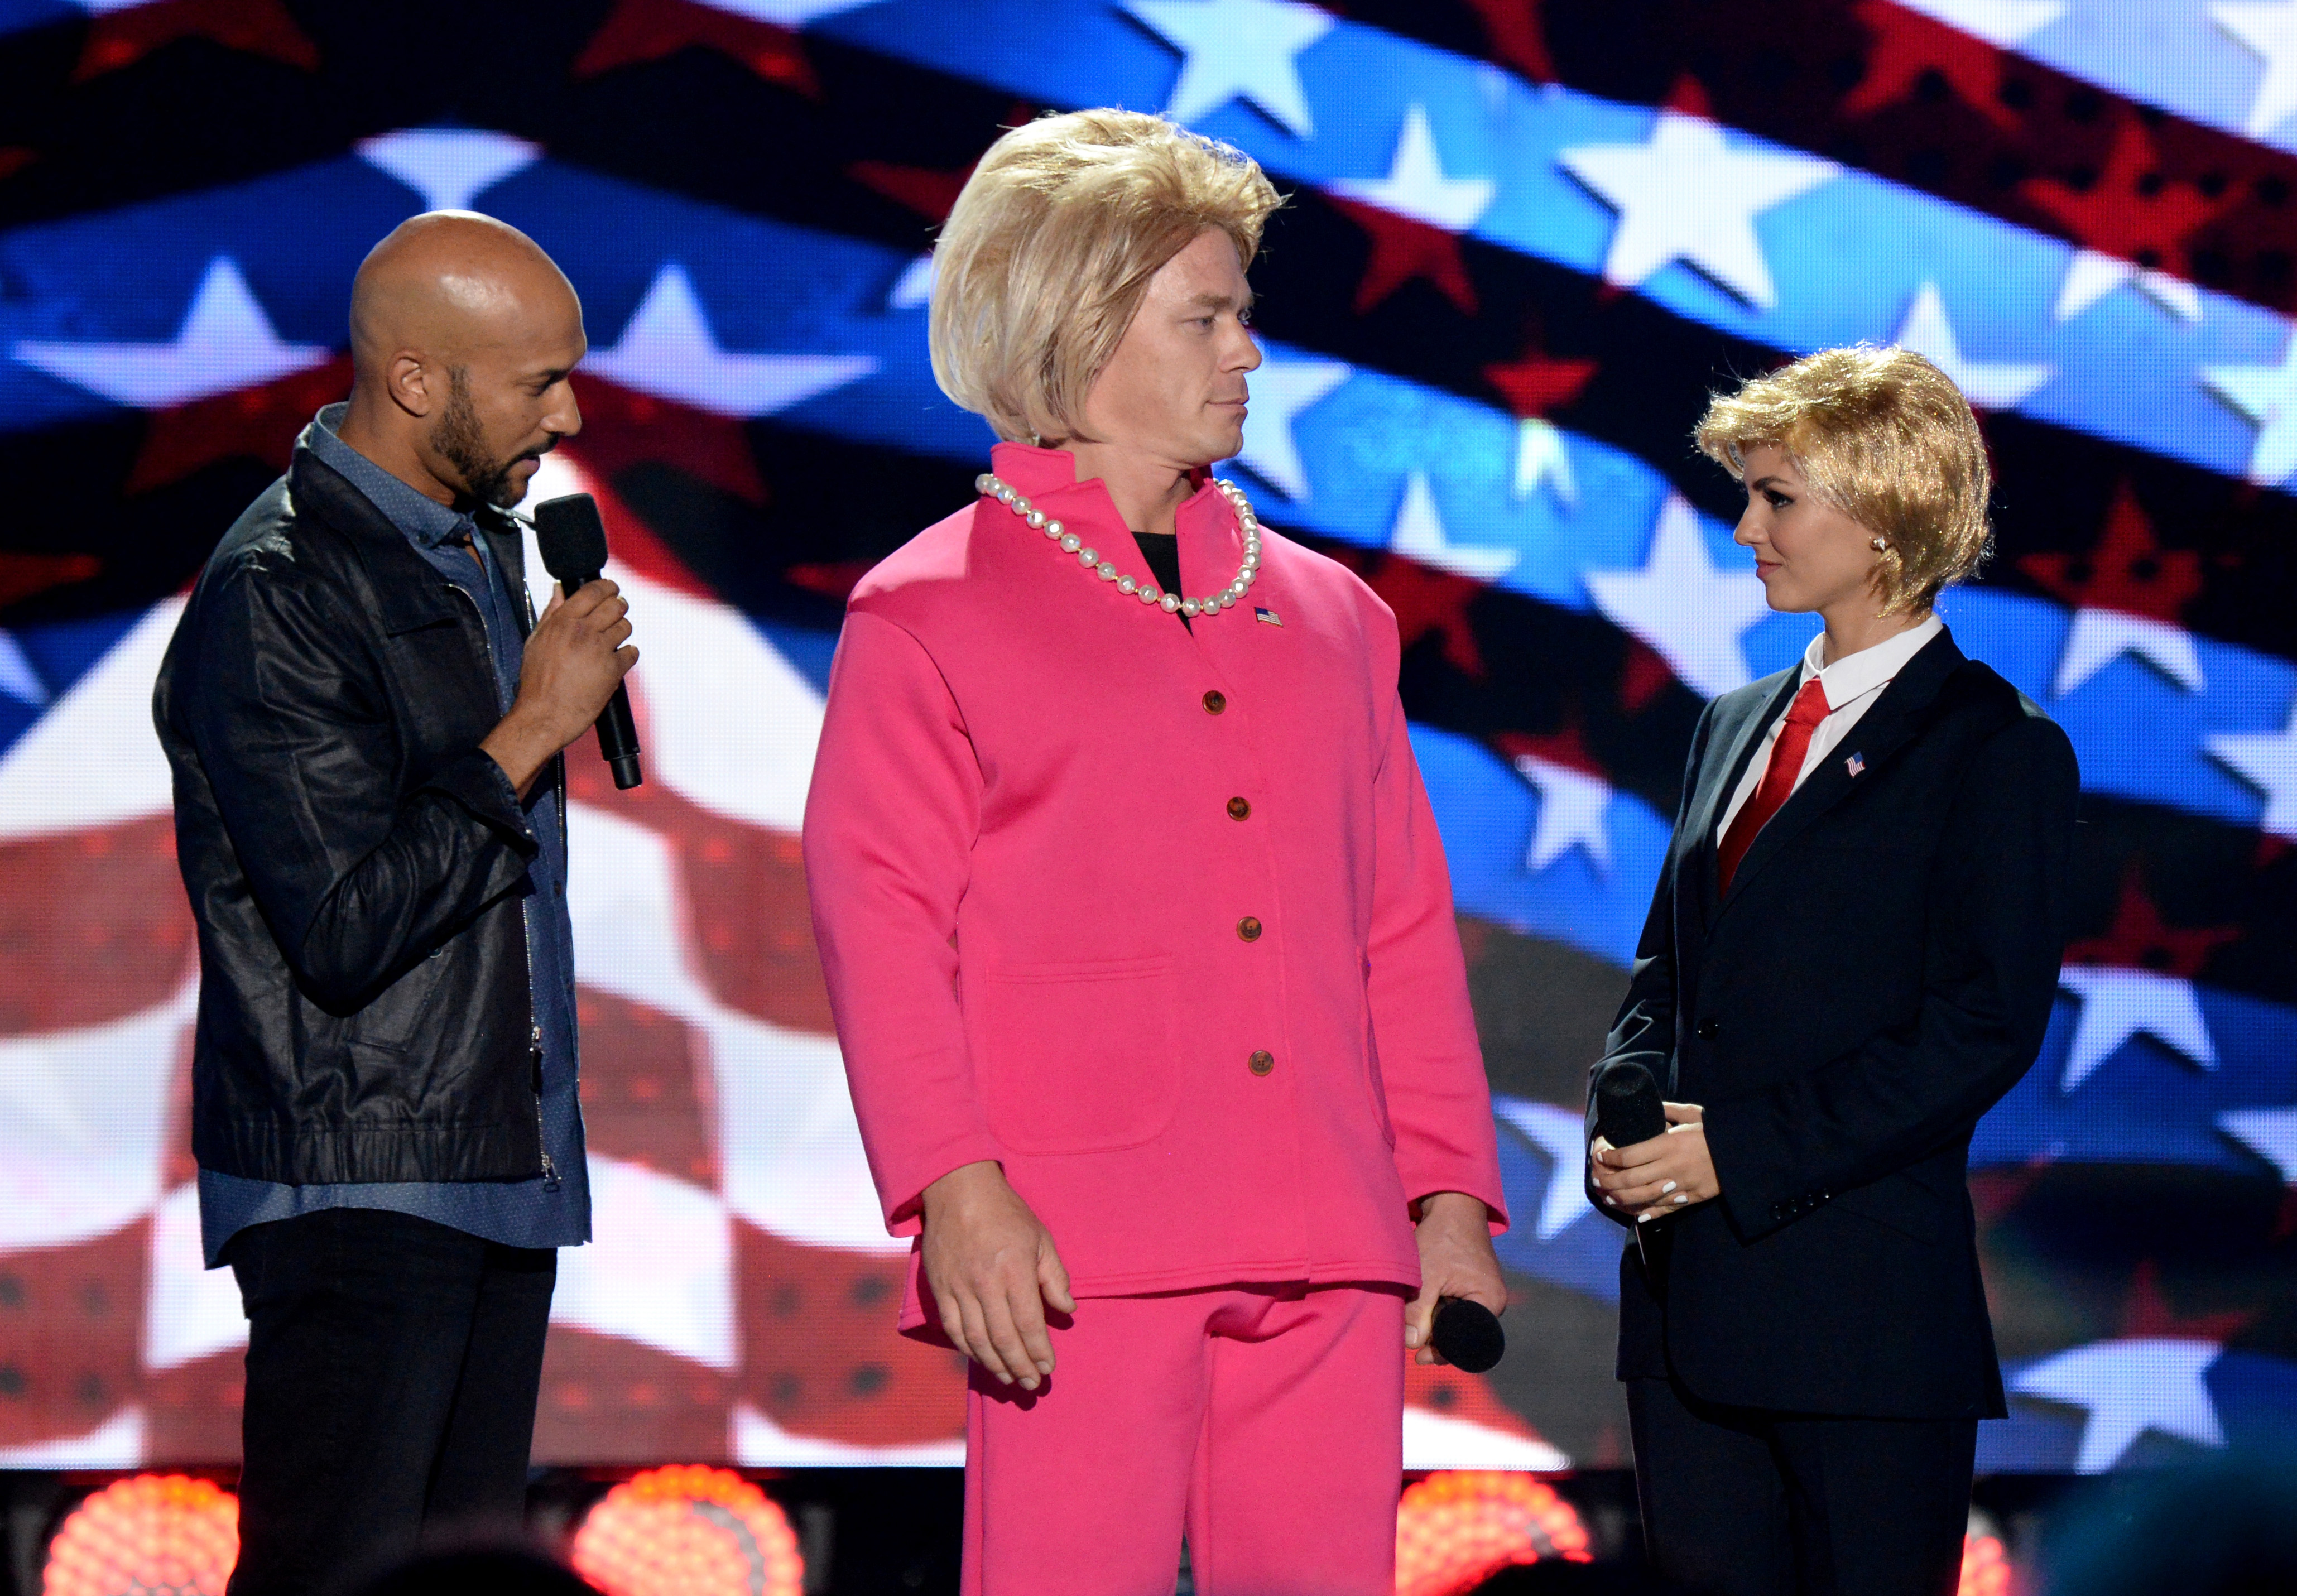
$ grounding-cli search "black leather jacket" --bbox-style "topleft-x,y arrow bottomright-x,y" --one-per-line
155,438 -> 556,1184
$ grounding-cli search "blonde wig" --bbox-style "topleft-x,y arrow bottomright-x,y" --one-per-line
1694,345 -> 1992,615
928,108 -> 1282,444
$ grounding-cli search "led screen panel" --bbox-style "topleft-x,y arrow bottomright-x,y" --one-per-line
0,0 -> 2292,1473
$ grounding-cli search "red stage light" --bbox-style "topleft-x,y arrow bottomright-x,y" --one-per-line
569,1465 -> 804,1596
1394,1469 -> 1592,1596
1959,1532 -> 2013,1596
41,1474 -> 239,1596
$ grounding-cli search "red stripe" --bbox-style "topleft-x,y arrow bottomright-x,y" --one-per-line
0,1221 -> 148,1451
732,1218 -> 964,1449
0,816 -> 193,1036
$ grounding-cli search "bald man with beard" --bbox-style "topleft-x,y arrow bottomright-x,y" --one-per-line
155,213 -> 634,1594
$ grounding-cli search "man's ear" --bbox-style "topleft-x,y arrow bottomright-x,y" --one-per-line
386,353 -> 437,419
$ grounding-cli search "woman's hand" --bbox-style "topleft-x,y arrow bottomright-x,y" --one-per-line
1591,1103 -> 1718,1222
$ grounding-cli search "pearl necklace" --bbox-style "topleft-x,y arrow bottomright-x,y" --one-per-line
975,471 -> 1263,618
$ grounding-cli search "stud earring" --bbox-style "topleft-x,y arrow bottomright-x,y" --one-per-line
1871,537 -> 1888,552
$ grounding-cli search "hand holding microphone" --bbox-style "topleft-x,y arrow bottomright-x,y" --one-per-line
533,493 -> 643,790
1407,1190 -> 1508,1370
1591,1062 -> 1718,1233
477,492 -> 641,797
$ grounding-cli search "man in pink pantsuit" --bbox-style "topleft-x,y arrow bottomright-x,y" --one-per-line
802,109 -> 1509,1595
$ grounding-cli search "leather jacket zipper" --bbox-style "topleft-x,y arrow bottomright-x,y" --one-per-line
531,576 -> 569,1190
448,577 -> 557,1190
535,1020 -> 558,1189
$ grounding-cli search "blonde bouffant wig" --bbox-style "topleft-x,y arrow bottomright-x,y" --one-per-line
928,108 -> 1282,445
1695,345 -> 1993,615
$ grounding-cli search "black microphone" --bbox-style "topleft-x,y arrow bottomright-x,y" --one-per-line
531,492 -> 642,790
1594,1060 -> 1670,1270
1594,1060 -> 1668,1150
1429,1297 -> 1505,1373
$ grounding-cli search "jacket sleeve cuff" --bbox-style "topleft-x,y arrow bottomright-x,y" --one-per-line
1584,1088 -> 1636,1232
1402,1166 -> 1510,1234
420,749 -> 540,855
1410,1189 -> 1510,1236
880,1137 -> 1007,1237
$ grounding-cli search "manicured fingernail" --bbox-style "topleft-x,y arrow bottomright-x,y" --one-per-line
1604,1196 -> 1617,1206
1673,1194 -> 1689,1204
1637,1212 -> 1654,1224
1660,1180 -> 1678,1194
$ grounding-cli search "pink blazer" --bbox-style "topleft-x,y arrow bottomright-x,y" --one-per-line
803,444 -> 1507,1325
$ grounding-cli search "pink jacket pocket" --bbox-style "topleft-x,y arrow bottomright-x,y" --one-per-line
975,956 -> 1179,1155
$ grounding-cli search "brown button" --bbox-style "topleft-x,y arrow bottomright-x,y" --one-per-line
1227,796 -> 1251,821
1202,690 -> 1227,715
1248,1050 -> 1275,1076
1238,916 -> 1263,941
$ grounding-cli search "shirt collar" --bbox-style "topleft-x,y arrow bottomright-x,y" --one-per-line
309,402 -> 479,552
1799,612 -> 1945,710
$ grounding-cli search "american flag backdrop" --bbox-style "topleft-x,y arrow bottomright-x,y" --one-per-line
0,0 -> 2293,1480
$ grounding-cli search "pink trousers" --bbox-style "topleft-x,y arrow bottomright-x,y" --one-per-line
960,1283 -> 1407,1596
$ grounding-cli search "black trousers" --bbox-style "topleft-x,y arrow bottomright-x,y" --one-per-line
224,1207 -> 557,1596
1627,1376 -> 1976,1596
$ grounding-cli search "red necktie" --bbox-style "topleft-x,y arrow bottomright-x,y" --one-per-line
1717,676 -> 1831,895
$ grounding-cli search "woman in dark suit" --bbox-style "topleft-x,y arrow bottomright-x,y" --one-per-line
1588,347 -> 2079,1596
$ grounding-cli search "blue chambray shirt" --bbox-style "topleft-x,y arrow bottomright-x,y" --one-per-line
198,405 -> 592,1264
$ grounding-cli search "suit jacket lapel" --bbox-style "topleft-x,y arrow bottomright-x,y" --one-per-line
1691,670 -> 1803,929
1715,629 -> 1967,914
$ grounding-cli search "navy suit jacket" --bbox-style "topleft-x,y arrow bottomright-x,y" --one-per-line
1590,627 -> 2079,1419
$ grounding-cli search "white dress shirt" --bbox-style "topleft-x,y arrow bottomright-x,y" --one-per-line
1715,614 -> 1944,842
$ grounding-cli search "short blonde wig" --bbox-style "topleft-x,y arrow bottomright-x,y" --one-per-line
929,108 -> 1282,444
1695,345 -> 1992,615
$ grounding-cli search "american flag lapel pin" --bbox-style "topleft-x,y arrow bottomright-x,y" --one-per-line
1846,752 -> 1865,778
1255,606 -> 1282,626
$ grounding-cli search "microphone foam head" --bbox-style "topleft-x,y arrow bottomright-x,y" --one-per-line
1596,1060 -> 1654,1109
1430,1299 -> 1506,1373
532,492 -> 610,581
1595,1060 -> 1668,1149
